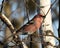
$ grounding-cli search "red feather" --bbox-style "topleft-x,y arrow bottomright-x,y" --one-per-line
16,14 -> 43,35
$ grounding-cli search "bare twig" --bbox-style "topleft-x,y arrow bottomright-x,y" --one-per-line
0,13 -> 14,32
32,0 -> 57,17
45,0 -> 56,17
0,0 -> 4,12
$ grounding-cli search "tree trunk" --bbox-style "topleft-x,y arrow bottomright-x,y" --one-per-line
40,0 -> 55,48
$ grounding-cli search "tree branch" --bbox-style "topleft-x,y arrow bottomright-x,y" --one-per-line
0,13 -> 14,33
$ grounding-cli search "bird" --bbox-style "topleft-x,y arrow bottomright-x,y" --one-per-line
16,14 -> 44,35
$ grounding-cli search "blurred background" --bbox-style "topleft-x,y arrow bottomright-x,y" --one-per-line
0,0 -> 59,48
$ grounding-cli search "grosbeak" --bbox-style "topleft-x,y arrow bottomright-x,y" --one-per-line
15,14 -> 44,35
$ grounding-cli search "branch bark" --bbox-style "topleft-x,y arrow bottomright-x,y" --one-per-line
0,13 -> 14,32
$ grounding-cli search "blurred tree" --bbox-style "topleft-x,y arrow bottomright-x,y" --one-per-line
26,0 -> 36,14
40,0 -> 56,48
3,0 -> 11,18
